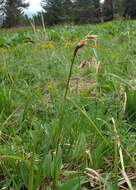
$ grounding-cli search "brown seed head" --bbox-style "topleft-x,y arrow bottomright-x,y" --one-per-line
86,34 -> 98,41
73,39 -> 88,58
76,39 -> 88,50
73,35 -> 98,59
86,168 -> 100,181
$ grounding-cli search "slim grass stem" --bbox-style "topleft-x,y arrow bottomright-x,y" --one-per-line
54,53 -> 77,149
28,153 -> 34,190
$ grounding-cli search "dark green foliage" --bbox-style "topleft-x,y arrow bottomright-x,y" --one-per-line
103,0 -> 115,20
103,0 -> 136,20
42,0 -> 73,25
41,0 -> 101,25
126,89 -> 136,121
73,0 -> 101,23
115,0 -> 124,17
2,0 -> 29,27
42,0 -> 63,25
124,0 -> 136,18
61,0 -> 73,23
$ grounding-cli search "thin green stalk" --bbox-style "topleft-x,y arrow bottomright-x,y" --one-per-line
54,52 -> 77,148
41,12 -> 47,39
112,118 -> 119,190
28,154 -> 34,190
3,54 -> 14,85
114,135 -> 119,189
51,52 -> 77,188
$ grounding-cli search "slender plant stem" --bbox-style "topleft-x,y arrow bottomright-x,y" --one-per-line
55,53 -> 77,149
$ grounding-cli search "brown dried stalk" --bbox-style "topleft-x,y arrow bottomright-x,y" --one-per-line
112,118 -> 134,190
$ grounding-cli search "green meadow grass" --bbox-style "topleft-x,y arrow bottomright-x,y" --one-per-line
0,21 -> 136,189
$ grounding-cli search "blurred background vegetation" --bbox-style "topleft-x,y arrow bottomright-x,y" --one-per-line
0,0 -> 136,28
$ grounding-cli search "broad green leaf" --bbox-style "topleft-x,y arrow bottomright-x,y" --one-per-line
58,177 -> 80,190
51,146 -> 62,180
43,152 -> 52,178
72,133 -> 86,159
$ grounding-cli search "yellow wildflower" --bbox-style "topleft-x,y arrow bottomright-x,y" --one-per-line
62,40 -> 74,48
39,41 -> 55,49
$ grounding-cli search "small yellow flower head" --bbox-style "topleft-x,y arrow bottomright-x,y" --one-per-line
40,41 -> 55,49
62,40 -> 73,48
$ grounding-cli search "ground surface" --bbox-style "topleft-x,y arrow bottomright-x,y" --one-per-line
0,21 -> 136,189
